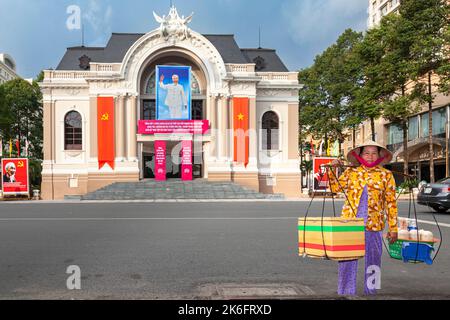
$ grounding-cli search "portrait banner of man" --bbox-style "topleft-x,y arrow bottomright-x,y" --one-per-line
156,65 -> 192,120
1,158 -> 29,196
312,157 -> 336,193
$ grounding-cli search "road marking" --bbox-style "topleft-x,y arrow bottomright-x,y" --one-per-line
0,217 -> 299,221
0,199 -> 289,204
415,219 -> 450,228
0,198 -> 421,205
0,217 -> 449,227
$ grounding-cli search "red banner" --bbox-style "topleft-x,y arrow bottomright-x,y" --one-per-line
1,158 -> 29,195
155,141 -> 166,181
138,120 -> 210,135
313,157 -> 335,192
97,97 -> 115,170
181,140 -> 193,181
233,97 -> 249,167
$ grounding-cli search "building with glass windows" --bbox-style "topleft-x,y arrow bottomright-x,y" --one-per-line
341,0 -> 450,183
39,7 -> 301,200
0,53 -> 19,84
368,0 -> 401,29
343,90 -> 450,182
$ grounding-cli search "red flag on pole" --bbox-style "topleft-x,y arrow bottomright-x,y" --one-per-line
16,140 -> 20,157
97,97 -> 115,170
233,97 -> 249,167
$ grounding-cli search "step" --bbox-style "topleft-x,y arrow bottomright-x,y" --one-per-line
78,180 -> 285,201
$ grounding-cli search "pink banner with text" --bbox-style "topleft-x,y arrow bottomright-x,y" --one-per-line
154,141 -> 166,181
181,140 -> 193,181
138,120 -> 210,135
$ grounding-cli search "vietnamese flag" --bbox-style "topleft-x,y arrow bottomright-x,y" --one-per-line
233,97 -> 249,167
97,97 -> 115,170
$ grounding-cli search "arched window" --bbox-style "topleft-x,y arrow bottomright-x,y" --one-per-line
64,111 -> 82,150
262,111 -> 279,150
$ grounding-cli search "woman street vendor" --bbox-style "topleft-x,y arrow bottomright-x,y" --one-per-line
328,140 -> 398,296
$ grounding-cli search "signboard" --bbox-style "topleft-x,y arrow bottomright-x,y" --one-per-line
138,120 -> 209,135
181,140 -> 193,181
156,65 -> 192,120
154,141 -> 166,181
1,158 -> 29,196
312,157 -> 335,192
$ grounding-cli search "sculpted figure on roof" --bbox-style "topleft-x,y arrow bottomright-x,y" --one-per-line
153,6 -> 194,41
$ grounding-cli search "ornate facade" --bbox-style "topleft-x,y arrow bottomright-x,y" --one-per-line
40,7 -> 301,199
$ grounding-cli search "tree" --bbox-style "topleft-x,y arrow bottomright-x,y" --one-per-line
0,78 -> 43,160
0,85 -> 6,155
376,14 -> 422,175
354,20 -> 396,141
401,0 -> 450,182
299,29 -> 363,155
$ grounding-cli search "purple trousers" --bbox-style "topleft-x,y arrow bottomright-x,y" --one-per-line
338,186 -> 383,296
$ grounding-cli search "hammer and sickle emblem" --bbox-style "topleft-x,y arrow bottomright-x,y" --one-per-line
101,113 -> 109,121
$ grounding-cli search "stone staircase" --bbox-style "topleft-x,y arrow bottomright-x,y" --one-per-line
77,179 -> 285,201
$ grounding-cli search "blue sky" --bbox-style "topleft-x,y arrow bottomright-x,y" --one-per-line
0,0 -> 368,79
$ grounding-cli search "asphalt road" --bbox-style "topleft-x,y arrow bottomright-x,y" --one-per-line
0,200 -> 449,300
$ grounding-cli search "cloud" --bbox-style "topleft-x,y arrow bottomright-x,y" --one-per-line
282,0 -> 367,45
82,0 -> 113,45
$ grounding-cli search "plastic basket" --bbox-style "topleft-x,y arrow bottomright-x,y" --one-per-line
388,239 -> 406,260
402,242 -> 434,265
387,238 -> 435,261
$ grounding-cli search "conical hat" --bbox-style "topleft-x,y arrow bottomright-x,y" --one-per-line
346,140 -> 393,166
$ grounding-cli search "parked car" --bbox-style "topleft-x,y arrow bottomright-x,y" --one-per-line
417,177 -> 450,213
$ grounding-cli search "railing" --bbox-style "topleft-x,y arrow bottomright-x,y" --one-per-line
257,72 -> 298,81
91,63 -> 121,72
43,71 -> 91,80
43,63 -> 121,80
225,64 -> 255,73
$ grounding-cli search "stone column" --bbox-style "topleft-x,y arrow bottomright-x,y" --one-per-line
115,95 -> 125,160
230,96 -> 235,162
216,95 -> 223,160
89,96 -> 98,159
218,95 -> 229,160
225,95 -> 232,160
288,103 -> 300,160
41,99 -> 56,201
43,101 -> 54,162
138,142 -> 144,179
209,94 -> 217,159
249,98 -> 257,164
126,94 -> 138,161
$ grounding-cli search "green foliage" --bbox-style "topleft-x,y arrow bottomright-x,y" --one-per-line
298,0 -> 449,156
401,0 -> 449,96
301,160 -> 313,173
299,29 -> 363,147
0,78 -> 43,160
399,178 -> 419,192
29,159 -> 42,190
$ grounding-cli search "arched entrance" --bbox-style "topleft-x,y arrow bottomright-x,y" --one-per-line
137,50 -> 209,180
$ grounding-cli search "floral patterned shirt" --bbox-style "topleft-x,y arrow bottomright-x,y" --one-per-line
328,165 -> 398,233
